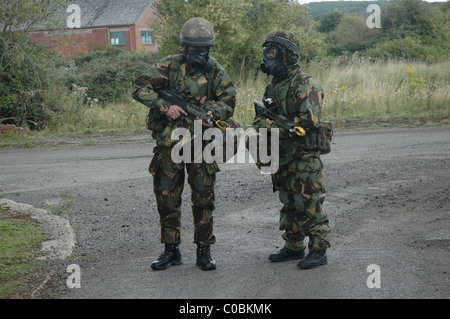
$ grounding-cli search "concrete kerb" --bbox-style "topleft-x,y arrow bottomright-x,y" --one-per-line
0,198 -> 76,260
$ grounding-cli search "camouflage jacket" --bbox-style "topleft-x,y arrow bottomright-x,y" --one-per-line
253,65 -> 325,165
132,54 -> 237,147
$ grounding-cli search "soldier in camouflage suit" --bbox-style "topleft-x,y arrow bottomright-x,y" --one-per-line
132,17 -> 236,271
253,30 -> 330,269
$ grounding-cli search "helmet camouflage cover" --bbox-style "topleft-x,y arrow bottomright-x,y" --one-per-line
180,17 -> 215,46
262,30 -> 301,59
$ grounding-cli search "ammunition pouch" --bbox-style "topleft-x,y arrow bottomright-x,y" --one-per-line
317,121 -> 333,155
302,121 -> 333,155
146,107 -> 168,133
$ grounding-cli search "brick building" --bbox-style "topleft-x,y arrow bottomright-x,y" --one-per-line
29,0 -> 158,57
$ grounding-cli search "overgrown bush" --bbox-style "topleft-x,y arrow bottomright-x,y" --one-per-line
1,43 -> 157,130
58,46 -> 157,103
151,0 -> 325,73
366,37 -> 441,61
0,38 -> 57,130
325,13 -> 379,56
1,0 -> 449,133
315,0 -> 449,61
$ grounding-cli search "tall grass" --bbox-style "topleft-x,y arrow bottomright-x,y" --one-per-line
48,58 -> 450,131
233,58 -> 450,128
40,84 -> 149,134
4,58 -> 448,140
307,58 -> 450,124
0,208 -> 47,298
232,70 -> 268,127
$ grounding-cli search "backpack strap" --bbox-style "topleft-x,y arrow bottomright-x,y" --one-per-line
168,54 -> 181,84
169,54 -> 216,100
205,57 -> 216,100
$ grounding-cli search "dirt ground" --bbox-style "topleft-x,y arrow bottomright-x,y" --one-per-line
0,125 -> 448,299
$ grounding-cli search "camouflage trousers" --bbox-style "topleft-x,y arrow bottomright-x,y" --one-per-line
149,146 -> 218,246
271,154 -> 330,251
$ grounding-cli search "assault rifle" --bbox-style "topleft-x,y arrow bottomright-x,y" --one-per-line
254,98 -> 306,136
158,85 -> 229,131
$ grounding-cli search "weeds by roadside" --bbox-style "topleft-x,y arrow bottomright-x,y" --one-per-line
233,58 -> 450,128
307,57 -> 450,123
0,206 -> 48,298
48,190 -> 73,217
0,58 -> 449,148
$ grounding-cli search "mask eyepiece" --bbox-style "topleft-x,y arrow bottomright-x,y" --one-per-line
263,46 -> 279,60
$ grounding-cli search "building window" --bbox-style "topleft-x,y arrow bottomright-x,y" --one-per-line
141,30 -> 153,44
110,31 -> 126,45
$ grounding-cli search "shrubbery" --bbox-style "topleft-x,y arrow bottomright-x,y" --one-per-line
0,38 -> 64,130
317,0 -> 450,61
1,0 -> 449,132
1,44 -> 156,130
58,46 -> 157,102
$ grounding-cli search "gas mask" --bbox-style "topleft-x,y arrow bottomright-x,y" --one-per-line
185,46 -> 211,70
260,46 -> 288,79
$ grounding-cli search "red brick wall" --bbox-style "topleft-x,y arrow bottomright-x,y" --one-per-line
30,28 -> 110,57
29,5 -> 159,56
133,5 -> 159,52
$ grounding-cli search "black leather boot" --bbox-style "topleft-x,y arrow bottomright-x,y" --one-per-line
196,245 -> 216,270
151,244 -> 182,270
297,250 -> 327,269
269,247 -> 306,262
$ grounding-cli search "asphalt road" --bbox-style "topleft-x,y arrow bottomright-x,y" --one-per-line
1,125 -> 449,299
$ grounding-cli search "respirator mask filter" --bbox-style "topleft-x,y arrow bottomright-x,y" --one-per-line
186,46 -> 210,69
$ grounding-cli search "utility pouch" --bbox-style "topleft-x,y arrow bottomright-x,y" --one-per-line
303,129 -> 318,151
146,107 -> 167,132
317,121 -> 333,155
301,121 -> 333,154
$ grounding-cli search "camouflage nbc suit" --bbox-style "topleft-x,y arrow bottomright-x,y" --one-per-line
254,30 -> 330,255
132,53 -> 236,246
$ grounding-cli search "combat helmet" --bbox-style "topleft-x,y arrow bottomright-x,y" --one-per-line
262,30 -> 300,58
180,17 -> 215,46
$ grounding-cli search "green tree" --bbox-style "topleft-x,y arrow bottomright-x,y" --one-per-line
381,0 -> 435,41
149,0 -> 324,73
326,13 -> 379,56
369,0 -> 450,60
0,0 -> 69,129
0,0 -> 68,39
317,9 -> 343,33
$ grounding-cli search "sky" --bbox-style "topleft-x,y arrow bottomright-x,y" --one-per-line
297,0 -> 448,4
